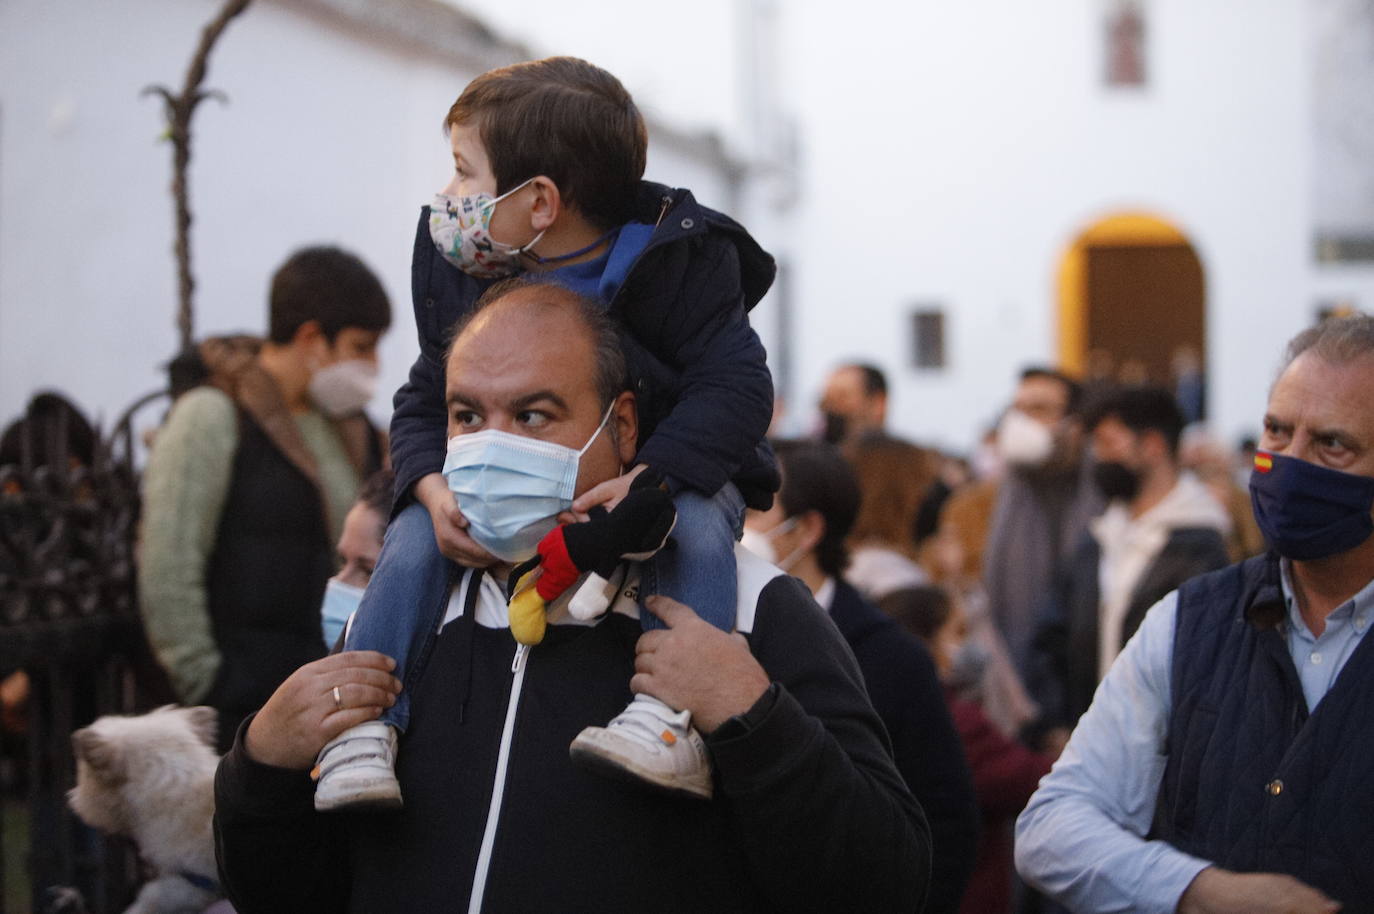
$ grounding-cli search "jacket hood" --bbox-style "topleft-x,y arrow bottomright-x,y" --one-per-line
197,334 -> 263,388
1093,470 -> 1233,546
635,182 -> 776,311
1143,470 -> 1233,533
191,333 -> 375,493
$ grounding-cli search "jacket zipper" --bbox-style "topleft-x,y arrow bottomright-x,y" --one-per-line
467,642 -> 530,913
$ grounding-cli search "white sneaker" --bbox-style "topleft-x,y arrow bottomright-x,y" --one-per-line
313,721 -> 403,812
569,694 -> 713,800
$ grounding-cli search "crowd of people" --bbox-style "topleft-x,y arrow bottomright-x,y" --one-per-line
5,52 -> 1371,914
781,356 -> 1276,912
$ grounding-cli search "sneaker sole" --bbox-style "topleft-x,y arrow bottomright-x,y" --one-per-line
569,739 -> 713,801
314,780 -> 404,813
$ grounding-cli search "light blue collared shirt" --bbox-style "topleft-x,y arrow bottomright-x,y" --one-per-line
1279,561 -> 1374,711
1015,562 -> 1374,914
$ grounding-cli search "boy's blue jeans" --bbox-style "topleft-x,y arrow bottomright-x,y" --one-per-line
344,484 -> 744,732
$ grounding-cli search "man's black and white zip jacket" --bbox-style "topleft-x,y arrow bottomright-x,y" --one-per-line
214,547 -> 932,914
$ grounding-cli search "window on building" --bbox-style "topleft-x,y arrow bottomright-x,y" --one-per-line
1104,0 -> 1147,88
910,307 -> 946,371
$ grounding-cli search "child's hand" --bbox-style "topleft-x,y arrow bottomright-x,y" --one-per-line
565,464 -> 649,523
415,473 -> 498,567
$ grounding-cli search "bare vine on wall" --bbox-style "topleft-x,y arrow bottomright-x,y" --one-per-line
142,0 -> 253,354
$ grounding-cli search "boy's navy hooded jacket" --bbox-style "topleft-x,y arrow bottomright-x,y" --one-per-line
391,181 -> 780,511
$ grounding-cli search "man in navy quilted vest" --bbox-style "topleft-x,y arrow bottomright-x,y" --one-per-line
1016,314 -> 1374,914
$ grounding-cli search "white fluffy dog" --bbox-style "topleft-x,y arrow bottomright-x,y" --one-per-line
67,705 -> 223,914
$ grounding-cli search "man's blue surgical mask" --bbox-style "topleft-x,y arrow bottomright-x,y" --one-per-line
1249,450 -> 1374,561
442,403 -> 615,562
321,578 -> 364,649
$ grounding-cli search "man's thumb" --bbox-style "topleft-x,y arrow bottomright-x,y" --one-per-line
644,595 -> 697,627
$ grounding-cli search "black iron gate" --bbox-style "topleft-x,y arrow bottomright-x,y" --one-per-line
0,390 -> 172,914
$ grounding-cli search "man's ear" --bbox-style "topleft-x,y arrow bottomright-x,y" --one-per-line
612,390 -> 638,466
795,509 -> 827,555
869,392 -> 889,428
290,319 -> 327,352
527,176 -> 562,232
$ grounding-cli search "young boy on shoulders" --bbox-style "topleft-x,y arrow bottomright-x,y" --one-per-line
314,56 -> 778,810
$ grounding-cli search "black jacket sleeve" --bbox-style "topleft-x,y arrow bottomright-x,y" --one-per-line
706,574 -> 932,914
860,624 -> 980,913
388,345 -> 447,513
213,717 -> 347,914
388,209 -> 496,512
1027,532 -> 1093,729
625,236 -> 775,499
829,580 -> 979,913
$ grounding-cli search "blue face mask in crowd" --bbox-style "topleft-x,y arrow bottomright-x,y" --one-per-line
320,577 -> 365,648
1249,450 -> 1374,561
944,639 -> 991,697
442,403 -> 616,562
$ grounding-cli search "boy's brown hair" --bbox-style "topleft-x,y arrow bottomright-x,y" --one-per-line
446,57 -> 648,230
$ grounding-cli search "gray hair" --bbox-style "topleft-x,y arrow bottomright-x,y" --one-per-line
1285,313 -> 1374,369
444,278 -> 631,417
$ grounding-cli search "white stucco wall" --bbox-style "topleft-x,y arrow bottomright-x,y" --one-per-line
0,0 -> 740,443
781,0 -> 1374,450
6,0 -> 1371,458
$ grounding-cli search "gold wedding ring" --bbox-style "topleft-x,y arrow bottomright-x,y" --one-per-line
332,685 -> 342,711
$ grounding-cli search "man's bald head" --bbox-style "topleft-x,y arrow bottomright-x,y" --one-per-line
447,280 -> 630,411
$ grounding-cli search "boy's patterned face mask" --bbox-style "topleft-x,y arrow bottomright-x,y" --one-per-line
428,178 -> 544,279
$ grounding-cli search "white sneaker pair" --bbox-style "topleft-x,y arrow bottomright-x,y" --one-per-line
313,695 -> 711,812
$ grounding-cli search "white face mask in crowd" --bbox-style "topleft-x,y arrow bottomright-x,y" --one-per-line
740,516 -> 805,571
309,359 -> 379,417
995,408 -> 1055,467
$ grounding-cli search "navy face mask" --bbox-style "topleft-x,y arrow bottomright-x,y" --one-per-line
1249,450 -> 1374,560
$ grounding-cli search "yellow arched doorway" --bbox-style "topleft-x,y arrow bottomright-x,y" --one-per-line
1057,212 -> 1206,397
